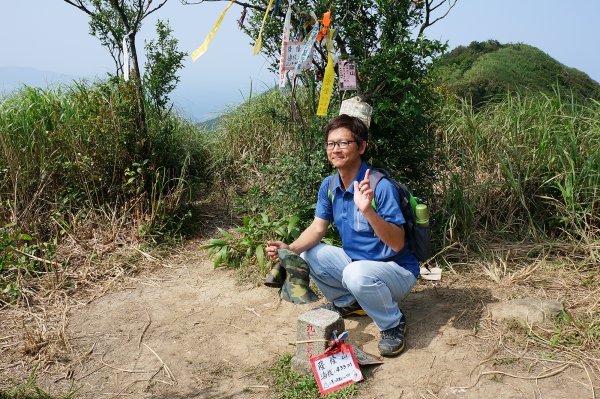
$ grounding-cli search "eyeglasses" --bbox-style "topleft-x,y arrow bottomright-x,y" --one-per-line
325,140 -> 357,150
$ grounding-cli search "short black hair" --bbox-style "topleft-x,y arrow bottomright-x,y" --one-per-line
325,114 -> 369,144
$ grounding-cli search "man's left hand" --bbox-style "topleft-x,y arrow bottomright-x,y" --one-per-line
354,169 -> 374,214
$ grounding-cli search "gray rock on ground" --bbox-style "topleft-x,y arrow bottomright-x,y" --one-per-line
487,297 -> 563,325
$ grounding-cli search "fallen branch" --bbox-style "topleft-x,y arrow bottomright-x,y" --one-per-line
452,363 -> 571,391
100,351 -> 155,374
138,309 -> 152,349
76,364 -> 106,381
244,307 -> 261,318
143,343 -> 176,382
12,248 -> 62,268
196,322 -> 265,344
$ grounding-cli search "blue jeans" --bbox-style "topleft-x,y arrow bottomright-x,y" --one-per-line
302,243 -> 417,331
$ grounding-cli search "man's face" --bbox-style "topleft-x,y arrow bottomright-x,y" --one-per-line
326,127 -> 366,171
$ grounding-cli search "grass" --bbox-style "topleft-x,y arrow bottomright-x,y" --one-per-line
436,93 -> 599,260
0,80 -> 209,301
268,354 -> 359,399
0,371 -> 76,399
0,80 -> 210,387
469,254 -> 600,393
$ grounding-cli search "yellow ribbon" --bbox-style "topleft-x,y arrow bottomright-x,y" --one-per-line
317,30 -> 335,116
253,0 -> 276,55
192,0 -> 236,61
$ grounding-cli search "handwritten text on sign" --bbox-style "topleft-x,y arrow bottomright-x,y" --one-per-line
310,345 -> 363,395
283,41 -> 312,71
339,60 -> 357,90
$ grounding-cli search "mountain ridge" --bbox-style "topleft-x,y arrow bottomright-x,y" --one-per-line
434,40 -> 600,106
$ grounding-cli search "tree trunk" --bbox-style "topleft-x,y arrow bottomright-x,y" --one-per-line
127,32 -> 148,141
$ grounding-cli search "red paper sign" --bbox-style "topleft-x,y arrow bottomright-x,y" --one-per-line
310,343 -> 363,395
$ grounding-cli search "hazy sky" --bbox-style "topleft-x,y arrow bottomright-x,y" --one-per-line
1,1 -> 598,121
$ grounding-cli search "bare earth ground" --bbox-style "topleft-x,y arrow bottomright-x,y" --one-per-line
1,239 -> 598,398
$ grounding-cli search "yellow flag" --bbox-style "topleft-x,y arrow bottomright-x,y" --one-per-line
317,30 -> 336,116
253,0 -> 276,55
191,0 -> 236,61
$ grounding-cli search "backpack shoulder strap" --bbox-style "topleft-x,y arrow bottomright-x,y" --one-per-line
327,173 -> 337,203
368,169 -> 386,211
368,168 -> 385,187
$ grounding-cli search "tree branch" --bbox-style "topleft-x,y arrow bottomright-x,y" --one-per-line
63,0 -> 95,17
110,0 -> 132,31
180,0 -> 266,12
143,0 -> 170,20
418,0 -> 458,38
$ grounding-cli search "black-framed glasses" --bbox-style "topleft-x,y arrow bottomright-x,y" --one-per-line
325,140 -> 357,150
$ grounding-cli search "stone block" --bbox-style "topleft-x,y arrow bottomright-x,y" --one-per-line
290,308 -> 345,374
487,298 -> 563,325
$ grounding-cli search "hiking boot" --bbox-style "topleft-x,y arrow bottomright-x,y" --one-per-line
378,314 -> 407,357
318,301 -> 366,317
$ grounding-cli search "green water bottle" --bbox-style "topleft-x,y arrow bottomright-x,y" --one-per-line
415,204 -> 429,226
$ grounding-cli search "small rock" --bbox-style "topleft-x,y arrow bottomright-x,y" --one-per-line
487,297 -> 563,325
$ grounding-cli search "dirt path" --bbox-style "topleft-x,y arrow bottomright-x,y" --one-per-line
8,241 -> 597,398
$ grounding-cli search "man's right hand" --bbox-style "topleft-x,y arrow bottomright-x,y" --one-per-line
266,241 -> 289,261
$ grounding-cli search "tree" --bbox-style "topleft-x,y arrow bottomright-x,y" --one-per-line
184,0 -> 457,192
63,0 -> 170,137
144,20 -> 186,111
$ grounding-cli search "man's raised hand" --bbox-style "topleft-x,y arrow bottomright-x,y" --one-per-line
353,169 -> 374,214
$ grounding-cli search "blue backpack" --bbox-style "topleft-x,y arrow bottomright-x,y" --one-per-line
328,168 -> 433,262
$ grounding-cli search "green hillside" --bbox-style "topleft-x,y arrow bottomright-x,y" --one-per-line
434,40 -> 600,106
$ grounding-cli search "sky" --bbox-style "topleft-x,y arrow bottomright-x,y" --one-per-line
1,1 -> 598,121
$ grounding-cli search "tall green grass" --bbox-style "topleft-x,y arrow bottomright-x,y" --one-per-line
0,81 -> 208,235
437,93 -> 599,258
206,87 -> 599,270
0,80 -> 209,297
208,88 -> 331,220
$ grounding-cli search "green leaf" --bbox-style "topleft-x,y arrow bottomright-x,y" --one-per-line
274,227 -> 286,238
261,212 -> 270,224
255,245 -> 265,270
217,227 -> 234,240
287,215 -> 299,235
213,246 -> 228,269
206,246 -> 219,257
19,234 -> 33,241
207,238 -> 227,246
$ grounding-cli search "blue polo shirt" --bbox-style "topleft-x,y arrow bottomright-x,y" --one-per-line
315,162 -> 420,278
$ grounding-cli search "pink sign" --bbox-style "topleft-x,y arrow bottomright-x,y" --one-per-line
339,60 -> 357,90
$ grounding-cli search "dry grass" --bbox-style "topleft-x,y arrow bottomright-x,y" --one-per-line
438,243 -> 600,397
0,217 -> 172,390
0,199 -> 232,392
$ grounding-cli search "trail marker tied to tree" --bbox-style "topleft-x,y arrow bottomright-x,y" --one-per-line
191,0 -> 236,61
190,1 -> 358,117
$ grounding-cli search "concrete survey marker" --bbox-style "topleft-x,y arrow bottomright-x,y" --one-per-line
291,308 -> 345,373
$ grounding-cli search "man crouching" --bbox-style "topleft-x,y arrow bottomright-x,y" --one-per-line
266,114 -> 419,357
